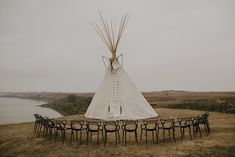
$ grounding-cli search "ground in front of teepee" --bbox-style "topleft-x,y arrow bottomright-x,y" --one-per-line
0,108 -> 235,157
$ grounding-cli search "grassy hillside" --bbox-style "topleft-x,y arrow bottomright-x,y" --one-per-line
1,91 -> 235,115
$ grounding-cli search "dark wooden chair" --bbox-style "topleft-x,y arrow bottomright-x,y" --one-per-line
122,120 -> 138,145
198,112 -> 210,135
70,120 -> 86,144
38,116 -> 48,137
103,121 -> 120,146
33,113 -> 40,134
177,117 -> 192,140
86,120 -> 104,145
159,119 -> 176,142
140,119 -> 158,144
55,120 -> 67,143
35,114 -> 43,135
45,119 -> 57,140
191,116 -> 201,138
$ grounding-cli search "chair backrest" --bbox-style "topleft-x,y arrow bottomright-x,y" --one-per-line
160,119 -> 175,128
104,121 -> 119,131
123,120 -> 138,130
56,120 -> 66,128
34,114 -> 40,122
143,120 -> 158,129
41,116 -> 49,125
86,120 -> 102,131
71,120 -> 84,130
198,112 -> 209,124
48,119 -> 56,127
177,117 -> 191,127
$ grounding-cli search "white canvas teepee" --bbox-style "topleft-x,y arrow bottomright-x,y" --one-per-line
85,13 -> 158,120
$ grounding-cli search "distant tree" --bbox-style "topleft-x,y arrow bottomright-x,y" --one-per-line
67,94 -> 77,103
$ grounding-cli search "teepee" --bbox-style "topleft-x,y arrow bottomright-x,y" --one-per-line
85,13 -> 158,120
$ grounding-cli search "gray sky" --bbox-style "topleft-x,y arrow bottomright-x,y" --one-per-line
0,0 -> 235,92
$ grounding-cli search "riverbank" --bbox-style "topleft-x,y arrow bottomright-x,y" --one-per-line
0,97 -> 61,125
0,108 -> 235,157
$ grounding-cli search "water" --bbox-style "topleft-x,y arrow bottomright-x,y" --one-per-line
0,97 -> 62,125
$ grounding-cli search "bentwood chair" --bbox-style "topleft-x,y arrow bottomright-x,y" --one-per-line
103,121 -> 120,146
198,112 -> 210,135
46,119 -> 56,140
55,120 -> 67,143
177,117 -> 192,140
86,120 -> 104,145
33,114 -> 40,133
191,116 -> 201,138
140,119 -> 158,144
70,120 -> 86,144
159,119 -> 176,142
122,120 -> 138,145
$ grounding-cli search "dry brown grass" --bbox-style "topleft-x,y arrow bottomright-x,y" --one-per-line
0,108 -> 235,157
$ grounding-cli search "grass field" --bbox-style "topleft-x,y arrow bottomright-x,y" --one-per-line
1,108 -> 235,157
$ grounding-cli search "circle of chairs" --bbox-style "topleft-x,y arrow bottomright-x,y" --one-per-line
33,112 -> 210,145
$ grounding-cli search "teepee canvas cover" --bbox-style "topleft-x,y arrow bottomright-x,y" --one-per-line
85,13 -> 158,120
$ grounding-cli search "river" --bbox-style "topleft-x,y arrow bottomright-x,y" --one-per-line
0,97 -> 62,125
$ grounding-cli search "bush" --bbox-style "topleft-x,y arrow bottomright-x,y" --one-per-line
42,95 -> 92,116
66,94 -> 77,103
166,99 -> 235,114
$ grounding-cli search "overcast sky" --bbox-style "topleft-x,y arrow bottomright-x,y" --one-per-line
0,0 -> 235,92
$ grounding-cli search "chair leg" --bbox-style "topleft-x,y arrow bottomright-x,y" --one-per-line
152,131 -> 154,143
70,130 -> 73,143
80,130 -> 82,144
104,131 -> 107,145
135,131 -> 138,144
75,131 -> 78,141
204,124 -> 208,135
55,130 -> 58,142
90,132 -> 92,142
140,129 -> 143,141
193,126 -> 196,138
49,128 -> 53,141
86,131 -> 89,144
145,130 -> 147,144
168,130 -> 171,141
124,131 -> 127,145
180,128 -> 183,140
163,129 -> 165,142
189,127 -> 192,140
97,131 -> 99,145
198,125 -> 202,137
60,130 -> 63,142
122,130 -> 124,142
115,131 -> 117,146
156,129 -> 159,144
45,127 -> 48,137
62,130 -> 65,143
102,130 -> 104,144
117,130 -> 120,143
173,128 -> 176,142
206,122 -> 210,135
38,124 -> 42,136
183,128 -> 185,139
